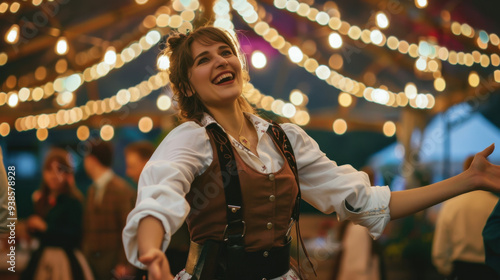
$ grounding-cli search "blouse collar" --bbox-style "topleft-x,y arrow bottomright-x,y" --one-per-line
200,112 -> 271,150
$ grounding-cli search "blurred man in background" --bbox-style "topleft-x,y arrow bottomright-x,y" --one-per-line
432,155 -> 499,279
83,140 -> 136,280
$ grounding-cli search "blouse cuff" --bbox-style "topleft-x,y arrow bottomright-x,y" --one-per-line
340,186 -> 391,239
122,202 -> 175,269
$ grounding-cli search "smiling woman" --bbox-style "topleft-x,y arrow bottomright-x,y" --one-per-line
163,27 -> 253,123
121,26 -> 500,280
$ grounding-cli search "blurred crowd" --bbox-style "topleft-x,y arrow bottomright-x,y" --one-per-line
1,141 -> 500,280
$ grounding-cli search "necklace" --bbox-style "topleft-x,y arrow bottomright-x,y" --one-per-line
237,117 -> 251,150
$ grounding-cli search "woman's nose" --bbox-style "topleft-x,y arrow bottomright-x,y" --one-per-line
215,55 -> 229,68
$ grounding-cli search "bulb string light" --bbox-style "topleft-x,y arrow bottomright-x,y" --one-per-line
6,1 -> 311,136
14,71 -> 170,132
445,18 -> 500,51
1,1 -> 198,107
0,1 -> 57,15
5,0 -> 500,138
12,69 -> 307,132
234,0 -> 435,109
274,0 -> 497,69
0,1 -> 23,15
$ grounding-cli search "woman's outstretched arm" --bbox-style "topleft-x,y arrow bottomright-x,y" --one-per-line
137,216 -> 174,280
389,144 -> 499,220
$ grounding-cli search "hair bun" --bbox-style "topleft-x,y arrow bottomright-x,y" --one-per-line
166,32 -> 188,51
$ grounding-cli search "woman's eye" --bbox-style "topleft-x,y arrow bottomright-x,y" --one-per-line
221,50 -> 232,56
197,57 -> 209,65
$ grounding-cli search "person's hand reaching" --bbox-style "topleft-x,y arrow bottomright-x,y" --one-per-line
139,248 -> 174,280
468,144 -> 500,193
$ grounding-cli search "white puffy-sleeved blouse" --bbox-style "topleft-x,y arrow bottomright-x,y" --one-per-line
123,113 -> 391,269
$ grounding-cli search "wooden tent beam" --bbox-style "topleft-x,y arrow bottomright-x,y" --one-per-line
5,0 -> 164,62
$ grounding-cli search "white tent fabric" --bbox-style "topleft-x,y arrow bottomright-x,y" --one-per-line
419,113 -> 500,164
369,112 -> 500,183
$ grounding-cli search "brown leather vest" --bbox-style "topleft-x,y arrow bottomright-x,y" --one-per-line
185,125 -> 298,252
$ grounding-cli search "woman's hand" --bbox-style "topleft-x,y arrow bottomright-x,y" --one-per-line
26,215 -> 47,232
138,248 -> 174,280
468,144 -> 500,192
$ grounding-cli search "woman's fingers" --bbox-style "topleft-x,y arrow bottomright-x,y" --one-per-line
148,263 -> 162,280
138,251 -> 156,265
478,143 -> 495,158
139,249 -> 173,280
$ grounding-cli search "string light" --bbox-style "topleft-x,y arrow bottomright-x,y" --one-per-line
9,2 -> 20,13
5,24 -> 20,44
434,77 -> 446,92
0,3 -> 8,13
446,20 -> 500,53
55,37 -> 69,55
375,12 -> 389,29
15,70 -> 170,132
383,121 -> 396,137
238,0 -> 432,109
100,124 -> 114,141
1,4 -> 195,107
0,122 -> 10,137
36,128 -> 48,141
7,0 -> 500,139
415,0 -> 428,9
7,93 -> 19,108
251,51 -> 267,69
338,92 -> 353,107
104,47 -> 117,65
157,54 -> 170,70
288,46 -> 303,63
0,1 -> 55,14
333,118 -> 347,135
276,0 -> 496,69
468,71 -> 480,87
328,32 -> 343,49
138,116 -> 153,133
1,0 -> 197,106
76,125 -> 90,141
0,52 -> 7,66
156,95 -> 172,111
404,83 -> 418,99
239,82 -> 304,123
289,90 -> 305,106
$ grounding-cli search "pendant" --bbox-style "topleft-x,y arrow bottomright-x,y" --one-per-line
239,135 -> 251,150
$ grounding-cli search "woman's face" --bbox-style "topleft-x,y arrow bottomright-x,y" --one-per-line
43,160 -> 69,193
188,40 -> 243,110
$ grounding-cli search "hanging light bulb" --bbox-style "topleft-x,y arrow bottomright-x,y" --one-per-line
55,37 -> 69,55
415,0 -> 428,8
5,24 -> 20,44
328,32 -> 343,49
251,50 -> 267,69
104,47 -> 117,65
157,54 -> 170,70
375,12 -> 389,29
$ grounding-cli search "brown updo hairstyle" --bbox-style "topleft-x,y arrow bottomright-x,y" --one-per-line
34,148 -> 84,217
162,26 -> 254,122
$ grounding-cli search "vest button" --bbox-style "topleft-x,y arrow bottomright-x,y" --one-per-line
269,195 -> 275,202
266,222 -> 273,229
268,174 -> 275,181
263,251 -> 269,257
